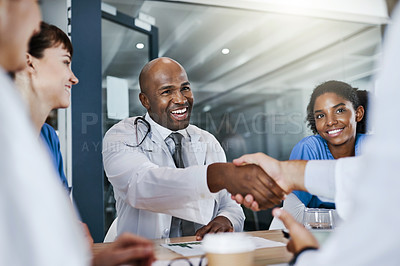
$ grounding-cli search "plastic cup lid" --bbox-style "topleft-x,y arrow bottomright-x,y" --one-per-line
202,232 -> 255,254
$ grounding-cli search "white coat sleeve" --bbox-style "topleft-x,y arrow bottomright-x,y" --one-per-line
0,71 -> 90,266
305,158 -> 362,220
199,132 -> 245,232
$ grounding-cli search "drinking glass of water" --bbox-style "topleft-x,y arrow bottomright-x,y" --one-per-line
303,208 -> 334,230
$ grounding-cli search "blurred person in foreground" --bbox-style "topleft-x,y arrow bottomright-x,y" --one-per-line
0,1 -> 153,264
232,4 -> 400,264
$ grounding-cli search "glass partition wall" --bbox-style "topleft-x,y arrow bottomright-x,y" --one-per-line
102,0 -> 384,231
101,15 -> 155,230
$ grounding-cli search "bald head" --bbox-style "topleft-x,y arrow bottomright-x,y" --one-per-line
138,57 -> 194,131
139,57 -> 186,94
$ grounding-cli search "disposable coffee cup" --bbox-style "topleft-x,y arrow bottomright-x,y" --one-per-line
202,233 -> 255,266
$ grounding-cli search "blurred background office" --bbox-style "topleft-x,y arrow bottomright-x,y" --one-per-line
40,0 -> 393,241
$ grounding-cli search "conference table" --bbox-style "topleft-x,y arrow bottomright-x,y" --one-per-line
92,230 -> 292,265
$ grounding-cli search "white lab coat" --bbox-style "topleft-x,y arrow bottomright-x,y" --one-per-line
103,115 -> 244,239
0,68 -> 89,265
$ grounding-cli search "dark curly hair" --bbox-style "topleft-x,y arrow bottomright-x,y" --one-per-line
306,80 -> 368,134
28,21 -> 73,59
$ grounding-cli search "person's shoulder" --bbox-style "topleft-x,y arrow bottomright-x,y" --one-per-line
355,133 -> 370,146
41,123 -> 56,135
187,124 -> 219,142
40,123 -> 58,142
355,133 -> 369,155
290,135 -> 326,160
187,124 -> 215,136
103,117 -> 139,147
294,135 -> 325,148
40,123 -> 61,152
356,133 -> 368,141
105,117 -> 138,135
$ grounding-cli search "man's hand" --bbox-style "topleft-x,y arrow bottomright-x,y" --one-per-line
231,153 -> 308,210
230,194 -> 260,211
207,162 -> 285,209
233,153 -> 307,193
92,233 -> 155,266
195,216 -> 233,240
272,208 -> 319,255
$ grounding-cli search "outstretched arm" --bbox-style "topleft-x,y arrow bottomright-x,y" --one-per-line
231,153 -> 308,210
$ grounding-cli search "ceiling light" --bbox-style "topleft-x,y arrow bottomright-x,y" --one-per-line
136,43 -> 145,49
202,105 -> 211,112
306,62 -> 321,71
221,48 -> 230,55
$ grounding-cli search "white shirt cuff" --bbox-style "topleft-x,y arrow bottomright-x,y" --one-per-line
304,160 -> 337,200
195,165 -> 213,199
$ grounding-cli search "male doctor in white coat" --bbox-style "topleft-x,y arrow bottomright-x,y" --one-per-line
103,57 -> 283,240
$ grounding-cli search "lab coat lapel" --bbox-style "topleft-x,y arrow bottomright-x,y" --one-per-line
146,127 -> 174,163
187,127 -> 206,166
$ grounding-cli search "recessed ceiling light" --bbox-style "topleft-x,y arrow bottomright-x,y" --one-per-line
221,48 -> 230,55
203,105 -> 211,112
136,43 -> 145,49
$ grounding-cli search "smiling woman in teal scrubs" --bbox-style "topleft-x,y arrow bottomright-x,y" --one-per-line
283,80 -> 368,224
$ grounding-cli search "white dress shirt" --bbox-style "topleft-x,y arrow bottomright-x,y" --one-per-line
103,114 -> 244,239
0,68 -> 90,265
296,4 -> 400,265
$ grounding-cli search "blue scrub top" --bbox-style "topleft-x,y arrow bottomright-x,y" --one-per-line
40,123 -> 70,193
290,133 -> 367,208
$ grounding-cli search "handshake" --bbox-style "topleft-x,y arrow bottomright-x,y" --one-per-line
207,152 -> 308,211
206,153 -> 321,257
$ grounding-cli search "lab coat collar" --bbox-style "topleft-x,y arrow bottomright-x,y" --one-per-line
144,113 -> 204,165
145,113 -> 191,141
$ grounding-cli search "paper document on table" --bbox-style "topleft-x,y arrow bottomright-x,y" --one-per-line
251,236 -> 286,248
161,237 -> 285,257
161,241 -> 204,257
152,257 -> 205,266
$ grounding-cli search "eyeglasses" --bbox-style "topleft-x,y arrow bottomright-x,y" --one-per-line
168,255 -> 207,266
124,116 -> 151,148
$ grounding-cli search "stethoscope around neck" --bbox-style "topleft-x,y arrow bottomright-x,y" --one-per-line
124,115 -> 151,148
